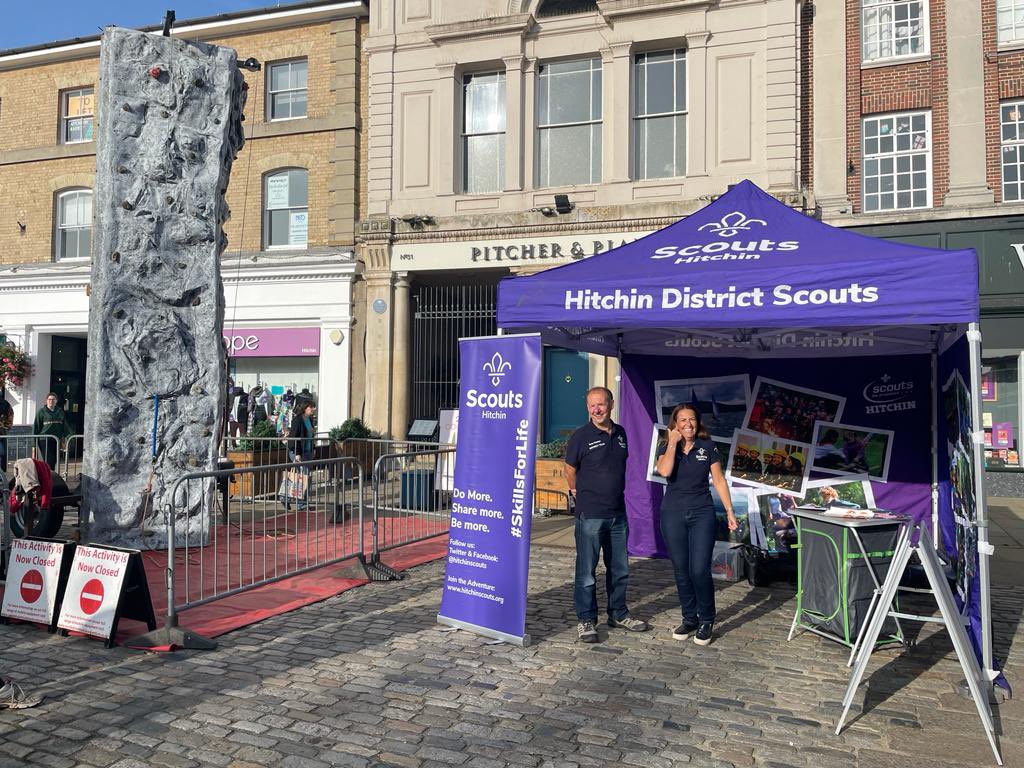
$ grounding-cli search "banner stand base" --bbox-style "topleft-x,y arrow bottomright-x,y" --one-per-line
437,614 -> 530,647
124,624 -> 217,652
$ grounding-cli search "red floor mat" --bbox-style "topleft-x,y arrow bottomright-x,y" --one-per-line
2,515 -> 449,649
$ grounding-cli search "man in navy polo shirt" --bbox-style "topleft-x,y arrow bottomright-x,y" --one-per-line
565,386 -> 649,643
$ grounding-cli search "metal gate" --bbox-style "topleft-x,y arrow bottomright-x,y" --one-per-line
411,283 -> 497,423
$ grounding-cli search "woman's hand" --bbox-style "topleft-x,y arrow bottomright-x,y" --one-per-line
666,426 -> 683,446
726,510 -> 739,531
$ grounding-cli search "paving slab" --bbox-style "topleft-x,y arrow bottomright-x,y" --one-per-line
0,525 -> 1021,767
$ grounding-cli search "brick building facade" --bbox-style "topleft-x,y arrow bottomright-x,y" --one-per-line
814,0 -> 1024,485
0,1 -> 367,433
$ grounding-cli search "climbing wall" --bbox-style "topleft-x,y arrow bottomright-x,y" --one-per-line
83,27 -> 247,548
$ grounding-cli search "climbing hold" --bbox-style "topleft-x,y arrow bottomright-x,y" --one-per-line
112,309 -> 125,319
111,251 -> 120,263
122,201 -> 134,211
117,166 -> 128,174
122,102 -> 131,112
165,195 -> 174,205
194,78 -> 203,87
161,110 -> 170,118
149,66 -> 162,78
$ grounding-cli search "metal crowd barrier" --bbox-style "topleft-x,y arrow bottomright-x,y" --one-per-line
60,435 -> 84,480
370,448 -> 455,559
336,438 -> 453,481
1,434 -> 61,472
163,455 -> 364,624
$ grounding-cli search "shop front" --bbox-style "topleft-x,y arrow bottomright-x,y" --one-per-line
0,251 -> 356,437
363,227 -> 654,441
850,215 -> 1024,496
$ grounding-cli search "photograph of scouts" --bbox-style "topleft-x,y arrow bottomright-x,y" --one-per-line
655,375 -> 750,441
726,429 -> 812,497
812,422 -> 894,482
745,377 -> 845,444
802,478 -> 875,510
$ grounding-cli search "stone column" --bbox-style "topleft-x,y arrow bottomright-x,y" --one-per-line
813,0 -> 852,214
362,242 -> 394,436
945,1 -> 994,206
390,271 -> 411,440
503,55 -> 525,192
522,58 -> 537,190
607,42 -> 633,184
685,31 -> 711,178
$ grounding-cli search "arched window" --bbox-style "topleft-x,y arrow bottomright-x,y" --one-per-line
263,168 -> 308,249
55,188 -> 92,261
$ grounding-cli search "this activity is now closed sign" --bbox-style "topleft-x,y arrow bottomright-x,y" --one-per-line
1,539 -> 67,625
57,545 -> 130,638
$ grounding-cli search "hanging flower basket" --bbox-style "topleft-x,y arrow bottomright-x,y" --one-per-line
0,341 -> 33,389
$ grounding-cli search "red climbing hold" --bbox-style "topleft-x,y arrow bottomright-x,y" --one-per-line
149,66 -> 163,78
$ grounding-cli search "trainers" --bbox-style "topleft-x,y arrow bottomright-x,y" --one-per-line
672,621 -> 699,640
577,620 -> 598,643
608,615 -> 649,632
693,621 -> 714,646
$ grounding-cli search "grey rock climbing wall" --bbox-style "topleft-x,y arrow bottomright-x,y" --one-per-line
83,27 -> 246,548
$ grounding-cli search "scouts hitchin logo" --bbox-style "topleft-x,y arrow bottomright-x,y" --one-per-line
698,211 -> 767,237
482,352 -> 511,386
650,209 -> 798,265
467,351 -> 523,410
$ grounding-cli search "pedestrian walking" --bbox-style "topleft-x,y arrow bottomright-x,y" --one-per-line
655,403 -> 738,646
565,386 -> 649,643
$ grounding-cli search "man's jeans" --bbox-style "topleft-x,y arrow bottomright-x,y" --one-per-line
660,505 -> 718,623
574,513 -> 630,622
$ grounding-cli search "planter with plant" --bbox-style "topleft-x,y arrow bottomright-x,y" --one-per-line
329,418 -> 381,478
535,440 -> 570,513
0,340 -> 33,389
227,420 -> 288,498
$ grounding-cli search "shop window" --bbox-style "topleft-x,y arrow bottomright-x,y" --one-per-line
60,87 -> 94,144
633,49 -> 687,181
982,355 -> 1023,469
1000,100 -> 1024,201
861,0 -> 928,63
998,0 -> 1024,45
862,111 -> 931,212
55,188 -> 92,261
264,169 -> 308,249
462,71 -> 506,194
537,58 -> 602,187
267,59 -> 308,121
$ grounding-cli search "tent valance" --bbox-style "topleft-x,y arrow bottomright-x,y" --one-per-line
497,180 -> 979,348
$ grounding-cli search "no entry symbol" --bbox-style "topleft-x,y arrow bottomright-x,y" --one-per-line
20,569 -> 43,604
80,579 -> 104,615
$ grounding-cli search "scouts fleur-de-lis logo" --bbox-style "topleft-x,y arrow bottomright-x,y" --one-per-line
698,211 -> 767,238
483,352 -> 511,386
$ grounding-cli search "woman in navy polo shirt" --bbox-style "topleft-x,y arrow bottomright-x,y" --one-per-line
656,403 -> 737,646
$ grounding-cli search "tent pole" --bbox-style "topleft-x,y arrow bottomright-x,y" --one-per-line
967,322 -> 996,683
931,346 -> 939,544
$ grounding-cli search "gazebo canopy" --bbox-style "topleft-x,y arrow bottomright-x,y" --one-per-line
497,180 -> 978,357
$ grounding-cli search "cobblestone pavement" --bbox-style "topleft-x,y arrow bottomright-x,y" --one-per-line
0,543 -> 1021,768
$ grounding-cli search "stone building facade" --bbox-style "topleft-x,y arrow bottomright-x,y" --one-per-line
356,0 -> 808,440
0,1 -> 367,433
